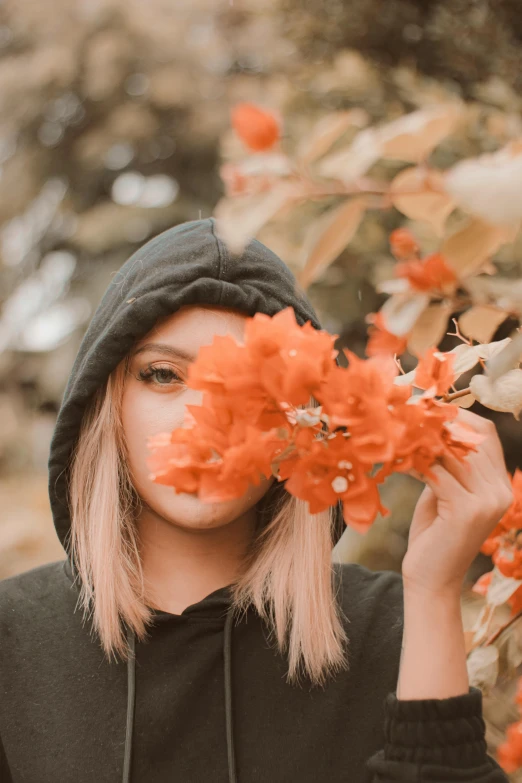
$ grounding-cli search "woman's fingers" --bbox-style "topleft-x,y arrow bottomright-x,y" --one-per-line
439,452 -> 476,492
423,463 -> 469,503
449,409 -> 512,491
455,408 -> 507,469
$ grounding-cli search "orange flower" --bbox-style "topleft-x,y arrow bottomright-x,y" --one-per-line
380,397 -> 477,480
146,426 -> 219,496
245,308 -> 338,406
147,395 -> 289,503
187,333 -> 288,430
146,308 -> 476,535
496,549 -> 522,580
499,469 -> 522,530
472,570 -> 522,618
230,102 -> 281,152
442,415 -> 483,461
481,470 -> 522,556
480,535 -> 502,557
366,311 -> 408,357
202,424 -> 284,502
318,352 -> 406,464
472,570 -> 492,597
187,334 -> 247,395
396,252 -> 457,293
190,309 -> 337,414
497,720 -> 522,773
415,347 -> 456,396
281,431 -> 387,531
389,228 -> 419,260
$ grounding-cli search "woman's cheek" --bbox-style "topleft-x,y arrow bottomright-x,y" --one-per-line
121,389 -> 175,490
121,384 -> 274,528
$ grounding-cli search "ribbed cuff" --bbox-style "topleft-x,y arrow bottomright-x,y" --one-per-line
382,686 -> 488,767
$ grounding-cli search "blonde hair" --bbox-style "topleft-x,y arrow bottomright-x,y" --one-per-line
68,353 -> 349,688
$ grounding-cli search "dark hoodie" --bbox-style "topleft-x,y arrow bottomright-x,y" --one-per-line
0,217 -> 508,782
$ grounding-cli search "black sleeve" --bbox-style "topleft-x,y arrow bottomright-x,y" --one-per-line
0,732 -> 13,783
366,686 -> 510,782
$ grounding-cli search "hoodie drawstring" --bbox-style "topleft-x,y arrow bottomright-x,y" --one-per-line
123,625 -> 136,783
224,605 -> 238,783
122,605 -> 237,783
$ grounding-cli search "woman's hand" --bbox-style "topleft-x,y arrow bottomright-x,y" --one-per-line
402,408 -> 514,596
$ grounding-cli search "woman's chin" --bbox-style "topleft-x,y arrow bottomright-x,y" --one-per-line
148,489 -> 254,530
138,475 -> 275,531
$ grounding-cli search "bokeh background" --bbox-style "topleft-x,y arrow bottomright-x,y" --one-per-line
1,0 -> 522,768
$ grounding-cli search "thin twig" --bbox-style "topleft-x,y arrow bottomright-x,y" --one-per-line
484,609 -> 522,647
443,387 -> 472,402
446,317 -> 472,345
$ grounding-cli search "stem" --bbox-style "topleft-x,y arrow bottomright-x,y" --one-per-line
484,609 -> 522,647
443,387 -> 471,402
482,603 -> 497,641
447,317 -> 472,346
294,176 -> 435,200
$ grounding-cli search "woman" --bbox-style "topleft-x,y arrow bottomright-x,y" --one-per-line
0,217 -> 512,782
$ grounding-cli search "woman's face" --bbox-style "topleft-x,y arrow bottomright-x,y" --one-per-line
121,304 -> 274,532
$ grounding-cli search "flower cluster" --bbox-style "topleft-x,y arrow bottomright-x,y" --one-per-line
477,470 -> 522,581
146,307 -> 479,534
470,469 -> 522,774
389,228 -> 458,294
496,677 -> 522,773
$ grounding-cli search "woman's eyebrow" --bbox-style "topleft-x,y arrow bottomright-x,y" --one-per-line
132,342 -> 196,362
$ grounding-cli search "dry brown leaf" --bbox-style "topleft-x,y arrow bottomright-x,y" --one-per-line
466,644 -> 499,691
458,306 -> 509,344
487,567 -> 522,606
213,181 -> 303,255
471,603 -> 496,646
486,330 -> 522,382
445,142 -> 522,225
317,127 -> 381,183
495,279 -> 522,314
477,336 -> 513,361
394,369 -> 416,387
298,198 -> 366,289
390,167 -> 455,235
230,152 -> 293,179
406,303 -> 453,357
317,105 -> 462,183
451,343 -> 483,375
504,629 -> 522,673
376,278 -> 410,295
296,110 -> 368,165
380,104 -> 463,162
455,394 -> 476,408
442,217 -> 513,277
470,368 -> 522,419
395,339 -> 512,389
380,291 -> 430,337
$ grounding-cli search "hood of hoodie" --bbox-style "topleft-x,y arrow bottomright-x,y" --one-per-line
48,216 -> 347,783
48,216 -> 345,560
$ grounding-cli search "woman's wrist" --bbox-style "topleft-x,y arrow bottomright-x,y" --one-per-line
397,580 -> 469,700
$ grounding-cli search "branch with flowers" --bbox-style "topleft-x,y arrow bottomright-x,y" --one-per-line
146,307 -> 482,534
148,100 -> 522,774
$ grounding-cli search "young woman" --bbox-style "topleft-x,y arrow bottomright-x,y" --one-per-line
0,217 -> 512,782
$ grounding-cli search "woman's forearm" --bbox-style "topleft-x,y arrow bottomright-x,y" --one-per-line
397,584 -> 470,700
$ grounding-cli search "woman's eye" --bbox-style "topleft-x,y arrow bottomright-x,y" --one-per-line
138,365 -> 183,387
